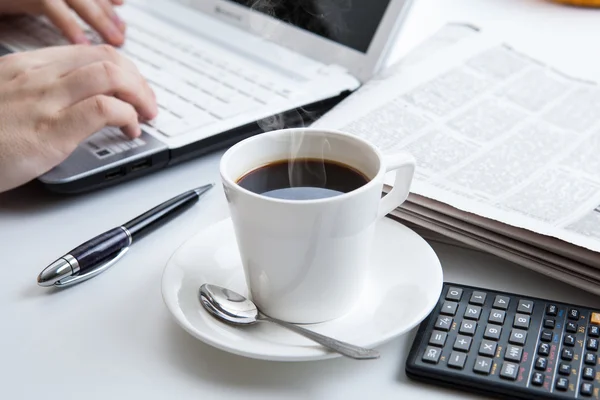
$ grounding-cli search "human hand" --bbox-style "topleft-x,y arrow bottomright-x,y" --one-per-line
0,0 -> 127,46
0,45 -> 158,193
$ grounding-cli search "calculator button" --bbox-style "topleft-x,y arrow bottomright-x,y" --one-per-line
543,319 -> 555,329
459,321 -> 477,336
559,363 -> 571,375
447,351 -> 467,369
484,325 -> 502,341
538,343 -> 550,356
505,345 -> 523,362
469,291 -> 487,305
440,301 -> 458,316
592,312 -> 600,325
589,325 -> 600,337
500,362 -> 519,380
585,353 -> 597,365
587,338 -> 599,351
535,357 -> 547,371
583,367 -> 595,380
562,348 -> 574,361
453,335 -> 472,352
434,316 -> 453,332
540,330 -> 553,342
473,356 -> 492,375
517,299 -> 534,314
428,331 -> 447,347
445,287 -> 463,301
464,305 -> 481,320
479,340 -> 497,357
513,314 -> 530,329
555,377 -> 569,391
493,295 -> 510,310
531,372 -> 544,386
546,304 -> 558,316
509,329 -> 527,345
568,308 -> 580,320
566,322 -> 577,333
422,346 -> 442,364
488,310 -> 506,325
581,382 -> 594,397
563,334 -> 576,347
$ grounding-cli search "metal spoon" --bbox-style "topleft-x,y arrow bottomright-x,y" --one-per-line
199,284 -> 380,360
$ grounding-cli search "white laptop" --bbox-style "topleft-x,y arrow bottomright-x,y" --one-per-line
0,0 -> 414,193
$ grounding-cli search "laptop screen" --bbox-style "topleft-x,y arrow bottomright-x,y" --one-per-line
225,0 -> 392,53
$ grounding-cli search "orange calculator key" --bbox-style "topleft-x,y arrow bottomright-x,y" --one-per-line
590,312 -> 600,325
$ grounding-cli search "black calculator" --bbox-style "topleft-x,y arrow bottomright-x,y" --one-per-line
406,283 -> 600,399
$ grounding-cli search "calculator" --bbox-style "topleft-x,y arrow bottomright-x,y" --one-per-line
406,283 -> 600,399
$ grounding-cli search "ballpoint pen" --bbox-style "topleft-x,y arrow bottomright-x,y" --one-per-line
37,184 -> 214,288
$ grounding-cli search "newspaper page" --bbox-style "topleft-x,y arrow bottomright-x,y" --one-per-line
313,29 -> 600,254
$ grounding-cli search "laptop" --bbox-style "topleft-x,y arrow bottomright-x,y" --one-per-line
0,0 -> 414,193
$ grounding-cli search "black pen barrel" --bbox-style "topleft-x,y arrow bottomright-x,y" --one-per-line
123,190 -> 200,242
70,227 -> 130,274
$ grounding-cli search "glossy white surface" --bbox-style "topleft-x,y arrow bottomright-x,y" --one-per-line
3,1 -> 600,399
220,129 -> 415,323
161,217 -> 442,361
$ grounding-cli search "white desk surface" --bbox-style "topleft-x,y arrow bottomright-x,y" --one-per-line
2,1 -> 600,399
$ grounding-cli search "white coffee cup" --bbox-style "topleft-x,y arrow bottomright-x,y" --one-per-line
220,128 -> 415,323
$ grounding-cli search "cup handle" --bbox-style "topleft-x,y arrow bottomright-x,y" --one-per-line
377,153 -> 416,219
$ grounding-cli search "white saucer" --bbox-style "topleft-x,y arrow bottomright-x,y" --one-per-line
161,217 -> 443,362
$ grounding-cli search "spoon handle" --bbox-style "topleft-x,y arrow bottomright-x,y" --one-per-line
261,316 -> 380,360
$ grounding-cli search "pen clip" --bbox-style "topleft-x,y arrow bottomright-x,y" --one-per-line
54,247 -> 130,288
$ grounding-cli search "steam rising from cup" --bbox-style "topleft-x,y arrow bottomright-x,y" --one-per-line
245,0 -> 353,196
257,109 -> 330,195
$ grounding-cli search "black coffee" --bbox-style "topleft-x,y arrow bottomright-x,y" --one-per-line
237,158 -> 369,200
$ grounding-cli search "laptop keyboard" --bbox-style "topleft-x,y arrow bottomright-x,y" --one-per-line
0,13 -> 298,139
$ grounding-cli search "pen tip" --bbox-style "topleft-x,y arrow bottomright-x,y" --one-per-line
194,184 -> 215,197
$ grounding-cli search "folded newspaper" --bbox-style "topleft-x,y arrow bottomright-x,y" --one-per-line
312,23 -> 600,295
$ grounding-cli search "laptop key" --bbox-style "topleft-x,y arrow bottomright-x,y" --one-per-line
156,120 -> 194,137
208,98 -> 259,119
189,73 -> 221,93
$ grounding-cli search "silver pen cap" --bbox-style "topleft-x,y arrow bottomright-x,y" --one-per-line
37,255 -> 80,287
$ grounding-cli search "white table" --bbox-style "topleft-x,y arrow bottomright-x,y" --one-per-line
2,1 -> 600,399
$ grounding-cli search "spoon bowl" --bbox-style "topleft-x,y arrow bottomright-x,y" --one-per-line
198,283 -> 380,360
199,284 -> 258,325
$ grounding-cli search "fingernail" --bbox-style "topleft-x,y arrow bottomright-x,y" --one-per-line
106,25 -> 124,44
74,34 -> 90,45
112,13 -> 126,32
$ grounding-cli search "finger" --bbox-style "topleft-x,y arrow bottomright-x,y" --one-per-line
0,44 -> 136,81
67,0 -> 124,46
110,0 -> 124,4
42,0 -> 90,45
35,44 -> 138,77
37,45 -> 156,105
56,60 -> 157,119
59,95 -> 141,142
97,0 -> 126,33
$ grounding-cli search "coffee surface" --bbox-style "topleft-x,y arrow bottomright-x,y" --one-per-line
237,158 -> 369,200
